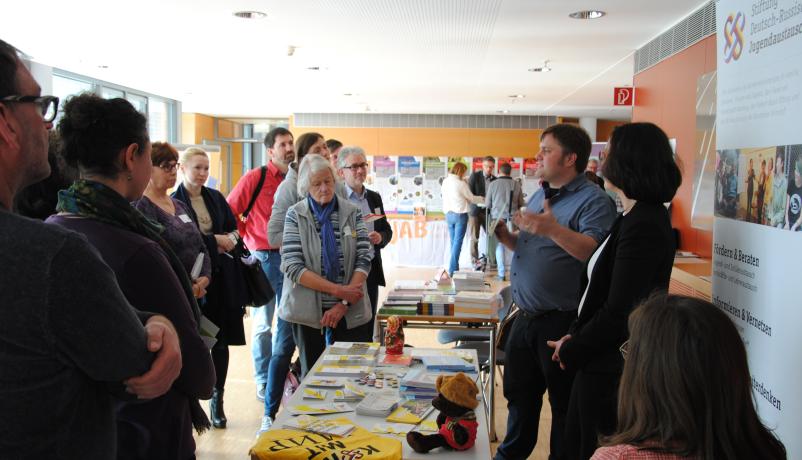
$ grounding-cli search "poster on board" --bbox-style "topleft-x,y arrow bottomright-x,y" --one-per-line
715,1 -> 802,456
422,157 -> 447,213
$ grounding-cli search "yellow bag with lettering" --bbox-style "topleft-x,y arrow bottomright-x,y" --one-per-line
250,420 -> 402,460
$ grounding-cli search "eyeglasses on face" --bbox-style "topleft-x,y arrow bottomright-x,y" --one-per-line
0,95 -> 59,123
619,340 -> 629,360
157,162 -> 179,172
342,162 -> 369,172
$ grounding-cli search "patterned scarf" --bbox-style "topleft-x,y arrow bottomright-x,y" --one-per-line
56,179 -> 210,433
307,195 -> 341,283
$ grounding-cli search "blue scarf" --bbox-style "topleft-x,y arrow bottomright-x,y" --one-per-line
308,196 -> 341,283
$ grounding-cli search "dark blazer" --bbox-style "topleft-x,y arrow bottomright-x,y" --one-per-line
173,183 -> 248,345
559,201 -> 675,374
468,170 -> 495,216
365,188 -> 393,287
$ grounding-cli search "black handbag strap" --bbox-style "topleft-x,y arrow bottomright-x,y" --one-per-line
241,166 -> 267,221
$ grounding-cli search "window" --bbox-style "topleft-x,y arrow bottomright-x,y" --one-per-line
51,75 -> 92,124
148,98 -> 169,142
100,86 -> 124,99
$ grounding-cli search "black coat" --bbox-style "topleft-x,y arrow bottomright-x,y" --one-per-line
468,170 -> 495,216
365,188 -> 393,287
559,201 -> 675,374
173,183 -> 247,345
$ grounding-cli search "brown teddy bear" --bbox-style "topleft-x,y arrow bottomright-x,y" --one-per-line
406,372 -> 479,453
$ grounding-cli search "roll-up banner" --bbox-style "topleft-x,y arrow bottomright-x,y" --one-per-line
716,1 -> 802,455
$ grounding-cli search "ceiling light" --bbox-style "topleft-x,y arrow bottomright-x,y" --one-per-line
233,10 -> 267,19
306,66 -> 320,71
508,94 -> 526,99
569,10 -> 606,19
97,65 -> 109,69
497,110 -> 510,114
528,60 -> 552,73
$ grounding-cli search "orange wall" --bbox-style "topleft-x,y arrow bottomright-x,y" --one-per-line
596,119 -> 626,142
289,121 -> 543,158
181,113 -> 245,194
632,35 -> 716,258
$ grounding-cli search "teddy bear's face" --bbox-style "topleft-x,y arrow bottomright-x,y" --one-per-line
432,393 -> 472,417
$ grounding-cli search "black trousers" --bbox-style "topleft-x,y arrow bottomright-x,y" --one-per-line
565,370 -> 621,460
495,310 -> 576,460
291,316 -> 374,377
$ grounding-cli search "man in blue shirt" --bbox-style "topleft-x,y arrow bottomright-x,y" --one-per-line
494,124 -> 616,460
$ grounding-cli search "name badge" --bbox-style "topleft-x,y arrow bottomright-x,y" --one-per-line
343,226 -> 353,237
374,207 -> 381,215
179,214 -> 193,224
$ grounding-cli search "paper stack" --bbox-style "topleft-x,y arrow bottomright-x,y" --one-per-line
420,355 -> 475,372
321,354 -> 378,366
386,399 -> 435,424
452,271 -> 487,291
355,390 -> 399,417
315,365 -> 372,378
454,291 -> 501,319
398,369 -> 439,399
287,402 -> 354,416
334,383 -> 367,402
328,342 -> 381,357
282,415 -> 357,437
417,294 -> 455,316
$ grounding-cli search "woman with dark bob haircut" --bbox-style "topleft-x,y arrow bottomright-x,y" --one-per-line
46,94 -> 215,459
548,122 -> 682,459
592,294 -> 786,459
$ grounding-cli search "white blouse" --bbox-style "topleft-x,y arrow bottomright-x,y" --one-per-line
441,174 -> 483,214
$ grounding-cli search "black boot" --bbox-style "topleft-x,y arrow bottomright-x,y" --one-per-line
210,388 -> 227,429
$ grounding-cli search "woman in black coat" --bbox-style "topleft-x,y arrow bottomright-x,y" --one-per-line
173,147 -> 248,429
548,122 -> 683,460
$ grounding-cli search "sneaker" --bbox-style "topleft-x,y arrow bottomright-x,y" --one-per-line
256,383 -> 266,402
256,415 -> 273,437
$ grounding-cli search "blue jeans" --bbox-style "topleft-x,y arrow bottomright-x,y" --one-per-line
251,250 -> 283,385
264,316 -> 295,418
446,212 -> 468,275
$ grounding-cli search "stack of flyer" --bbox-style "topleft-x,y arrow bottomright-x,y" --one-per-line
356,391 -> 399,417
420,355 -> 475,372
328,342 -> 381,357
452,271 -> 486,291
334,383 -> 367,402
417,294 -> 455,316
454,291 -> 501,319
398,369 -> 439,399
315,365 -> 372,378
321,354 -> 378,366
282,415 -> 357,437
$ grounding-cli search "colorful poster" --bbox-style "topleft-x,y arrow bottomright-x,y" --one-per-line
373,156 -> 396,177
398,156 -> 421,177
447,157 -> 467,173
423,157 -> 447,213
715,1 -> 802,456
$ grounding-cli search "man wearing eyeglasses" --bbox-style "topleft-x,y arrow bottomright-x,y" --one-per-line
337,146 -> 392,335
0,39 -> 182,458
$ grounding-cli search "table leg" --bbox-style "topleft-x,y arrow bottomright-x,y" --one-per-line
488,325 -> 497,442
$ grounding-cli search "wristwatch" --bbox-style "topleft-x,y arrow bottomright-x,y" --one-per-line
227,233 -> 238,246
341,300 -> 350,307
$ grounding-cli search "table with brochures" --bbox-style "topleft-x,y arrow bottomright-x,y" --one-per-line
251,345 -> 492,460
376,308 -> 500,442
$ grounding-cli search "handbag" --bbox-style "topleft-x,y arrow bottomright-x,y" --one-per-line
495,303 -> 519,351
234,241 -> 274,307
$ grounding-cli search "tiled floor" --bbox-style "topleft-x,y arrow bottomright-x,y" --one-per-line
194,266 -> 552,459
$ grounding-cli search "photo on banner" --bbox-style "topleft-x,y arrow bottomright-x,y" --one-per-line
716,1 -> 802,455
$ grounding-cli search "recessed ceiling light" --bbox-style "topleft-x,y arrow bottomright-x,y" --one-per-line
569,10 -> 606,19
233,10 -> 267,19
528,60 -> 552,73
306,66 -> 321,71
508,94 -> 526,99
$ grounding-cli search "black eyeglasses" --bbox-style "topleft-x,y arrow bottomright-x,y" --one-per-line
342,162 -> 369,172
0,95 -> 59,123
619,340 -> 629,360
157,162 -> 179,172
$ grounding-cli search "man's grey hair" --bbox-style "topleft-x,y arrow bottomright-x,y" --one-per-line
297,153 -> 338,197
337,145 -> 367,169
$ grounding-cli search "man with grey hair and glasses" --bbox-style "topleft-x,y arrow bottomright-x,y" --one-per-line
337,146 -> 392,330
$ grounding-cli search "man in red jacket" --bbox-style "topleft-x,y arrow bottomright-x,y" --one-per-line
227,127 -> 295,402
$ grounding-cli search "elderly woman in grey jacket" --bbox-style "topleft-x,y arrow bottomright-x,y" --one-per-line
278,154 -> 375,375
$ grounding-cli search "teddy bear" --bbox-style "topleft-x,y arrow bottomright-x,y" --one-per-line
406,372 -> 479,453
